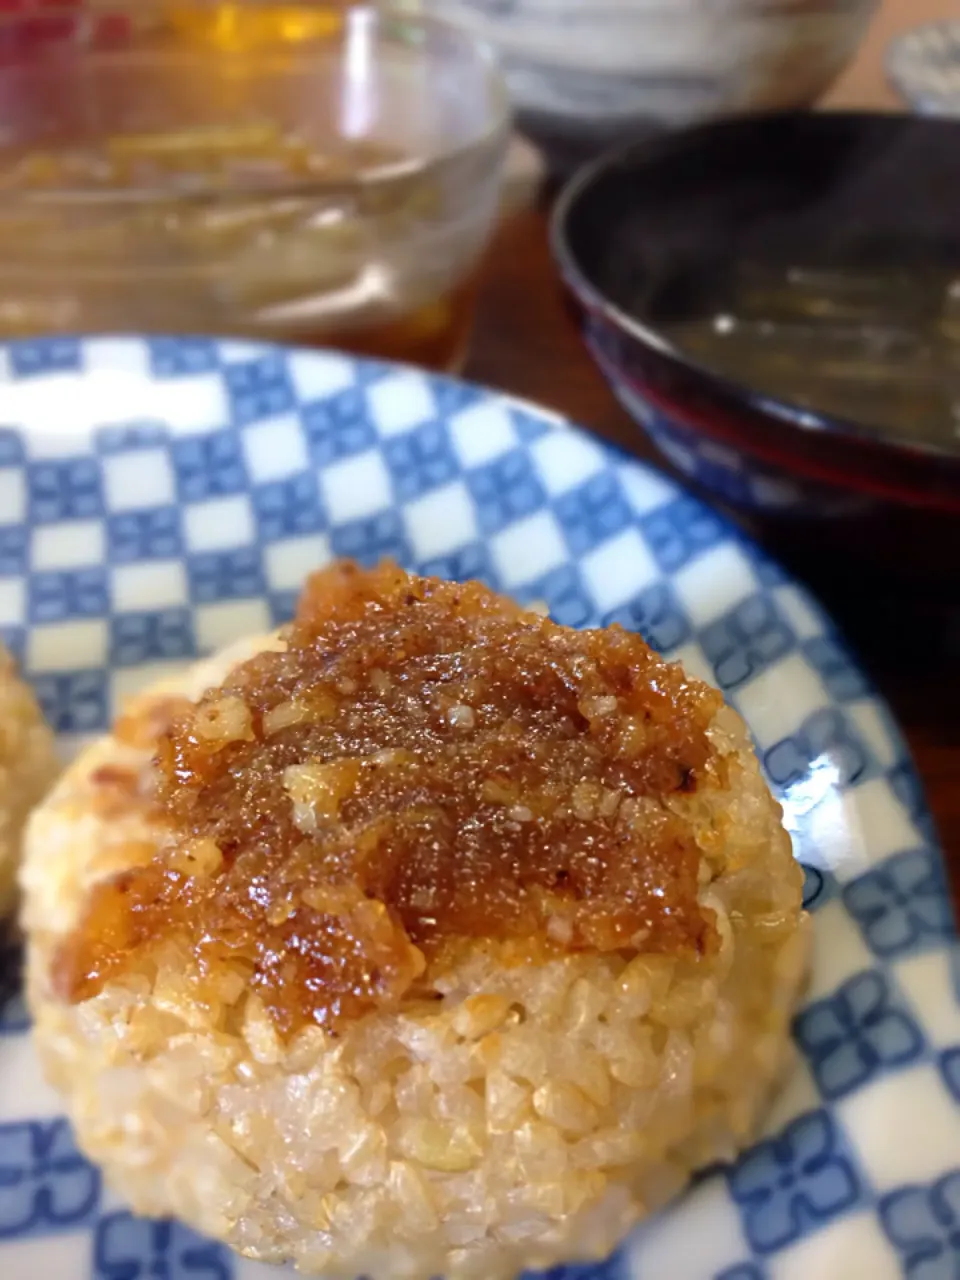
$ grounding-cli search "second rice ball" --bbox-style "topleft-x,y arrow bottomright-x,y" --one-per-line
0,644 -> 59,918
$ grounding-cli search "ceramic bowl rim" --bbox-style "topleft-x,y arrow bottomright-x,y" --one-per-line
550,110 -> 960,470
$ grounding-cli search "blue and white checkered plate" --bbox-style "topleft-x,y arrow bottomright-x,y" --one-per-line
0,336 -> 957,1280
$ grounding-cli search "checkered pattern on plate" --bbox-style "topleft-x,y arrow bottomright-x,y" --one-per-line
0,336 -> 955,1280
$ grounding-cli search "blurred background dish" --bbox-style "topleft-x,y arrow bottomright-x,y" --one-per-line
423,0 -> 878,171
887,19 -> 960,117
552,111 -> 960,519
0,3 -> 509,370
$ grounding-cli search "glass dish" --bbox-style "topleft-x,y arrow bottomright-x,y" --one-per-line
0,3 -> 510,371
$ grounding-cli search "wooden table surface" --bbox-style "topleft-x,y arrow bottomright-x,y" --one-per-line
465,0 -> 960,894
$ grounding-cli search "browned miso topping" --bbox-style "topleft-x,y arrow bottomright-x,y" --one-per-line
55,561 -> 725,1035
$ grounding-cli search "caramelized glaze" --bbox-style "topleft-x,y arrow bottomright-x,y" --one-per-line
55,562 -> 725,1034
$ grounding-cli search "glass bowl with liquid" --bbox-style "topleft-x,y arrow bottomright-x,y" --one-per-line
0,3 -> 510,371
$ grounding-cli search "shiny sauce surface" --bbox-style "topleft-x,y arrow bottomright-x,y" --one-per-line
55,562 -> 724,1034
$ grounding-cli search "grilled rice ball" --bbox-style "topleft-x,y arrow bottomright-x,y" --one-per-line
0,644 -> 59,918
22,562 -> 809,1279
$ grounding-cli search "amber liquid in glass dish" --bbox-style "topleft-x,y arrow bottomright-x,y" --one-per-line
0,6 -> 505,370
166,1 -> 345,50
0,130 -> 486,370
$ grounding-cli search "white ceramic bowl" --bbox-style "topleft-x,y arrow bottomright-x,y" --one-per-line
425,0 -> 878,167
887,20 -> 960,116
